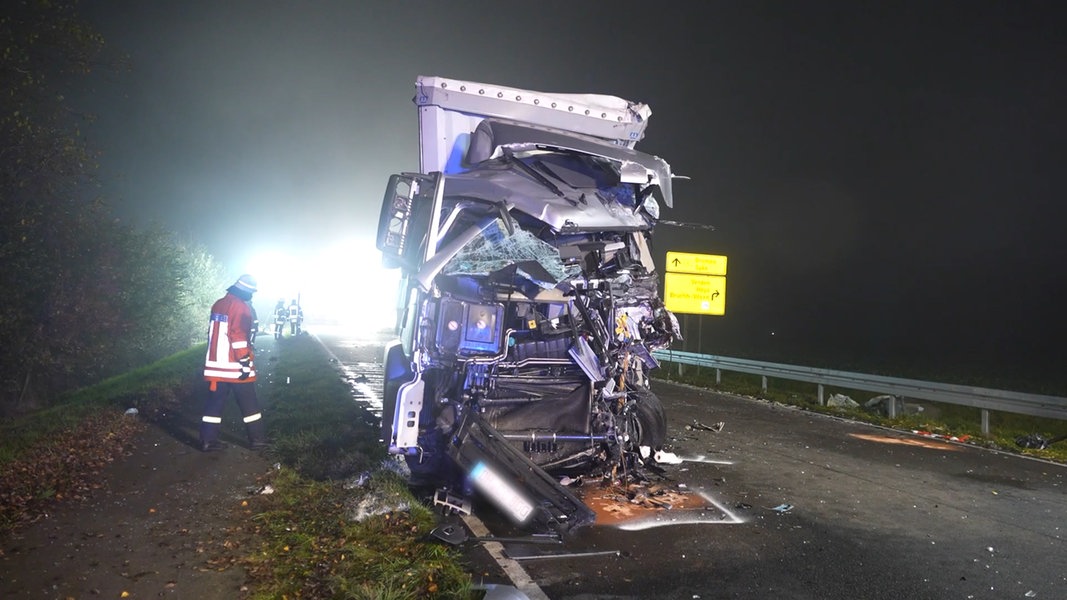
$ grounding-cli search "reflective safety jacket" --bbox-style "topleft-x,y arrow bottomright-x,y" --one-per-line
288,303 -> 302,323
204,292 -> 256,388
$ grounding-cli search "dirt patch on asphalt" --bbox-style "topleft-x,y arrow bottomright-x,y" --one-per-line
0,408 -> 273,599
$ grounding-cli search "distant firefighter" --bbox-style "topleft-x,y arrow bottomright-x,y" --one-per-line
288,299 -> 304,335
273,298 -> 287,339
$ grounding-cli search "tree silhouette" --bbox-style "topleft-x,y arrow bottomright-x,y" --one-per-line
1,1 -> 226,414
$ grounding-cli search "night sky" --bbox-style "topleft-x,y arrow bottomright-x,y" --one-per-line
78,1 -> 1066,384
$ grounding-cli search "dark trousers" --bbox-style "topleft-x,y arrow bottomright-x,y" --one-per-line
200,381 -> 266,444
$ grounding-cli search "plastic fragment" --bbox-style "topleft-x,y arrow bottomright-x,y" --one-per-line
654,450 -> 683,464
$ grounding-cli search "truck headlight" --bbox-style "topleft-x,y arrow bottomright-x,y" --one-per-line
436,298 -> 504,356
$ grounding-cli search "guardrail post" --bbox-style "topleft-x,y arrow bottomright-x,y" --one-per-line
981,409 -> 990,436
716,368 -> 721,385
888,396 -> 898,419
761,375 -> 768,395
818,384 -> 824,406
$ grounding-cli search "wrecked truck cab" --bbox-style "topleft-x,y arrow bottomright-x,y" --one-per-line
376,76 -> 681,534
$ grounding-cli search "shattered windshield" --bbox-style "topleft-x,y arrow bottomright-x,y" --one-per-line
442,218 -> 580,288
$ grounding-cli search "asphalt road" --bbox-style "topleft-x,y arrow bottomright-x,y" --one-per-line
316,329 -> 1066,600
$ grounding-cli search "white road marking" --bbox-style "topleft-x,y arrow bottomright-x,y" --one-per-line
461,513 -> 551,600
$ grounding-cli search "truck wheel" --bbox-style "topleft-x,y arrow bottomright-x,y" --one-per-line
631,389 -> 667,448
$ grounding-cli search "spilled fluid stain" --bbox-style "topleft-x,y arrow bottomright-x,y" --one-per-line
850,432 -> 962,451
585,490 -> 746,530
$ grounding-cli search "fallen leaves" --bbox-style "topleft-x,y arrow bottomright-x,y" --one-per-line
0,409 -> 145,532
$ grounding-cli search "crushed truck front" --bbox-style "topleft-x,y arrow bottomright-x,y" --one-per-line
376,75 -> 681,533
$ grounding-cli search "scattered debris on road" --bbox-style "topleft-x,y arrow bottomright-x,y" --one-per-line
510,549 -> 620,561
581,481 -> 715,525
430,524 -> 562,546
826,393 -> 858,409
686,419 -> 725,433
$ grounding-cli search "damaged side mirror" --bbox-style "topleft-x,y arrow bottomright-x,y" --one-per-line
376,172 -> 441,270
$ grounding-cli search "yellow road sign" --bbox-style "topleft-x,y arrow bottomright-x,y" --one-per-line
665,252 -> 727,276
664,272 -> 726,315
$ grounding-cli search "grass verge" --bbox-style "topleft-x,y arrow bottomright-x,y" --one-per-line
239,334 -> 476,599
0,346 -> 204,466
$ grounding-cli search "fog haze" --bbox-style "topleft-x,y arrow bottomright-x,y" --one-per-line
79,0 -> 1067,384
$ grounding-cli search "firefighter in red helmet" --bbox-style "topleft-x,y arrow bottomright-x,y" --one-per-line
200,274 -> 269,451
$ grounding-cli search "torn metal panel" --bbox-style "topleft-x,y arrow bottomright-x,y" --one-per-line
448,410 -> 596,533
442,166 -> 654,233
467,120 -> 674,207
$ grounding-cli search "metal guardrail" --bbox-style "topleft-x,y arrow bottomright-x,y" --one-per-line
651,349 -> 1067,434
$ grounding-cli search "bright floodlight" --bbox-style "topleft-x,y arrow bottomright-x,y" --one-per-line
298,238 -> 400,336
242,239 -> 399,337
245,249 -> 304,300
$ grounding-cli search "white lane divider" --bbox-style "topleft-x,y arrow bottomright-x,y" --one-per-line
461,513 -> 550,600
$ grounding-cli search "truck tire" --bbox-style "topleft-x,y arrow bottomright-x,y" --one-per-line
631,389 -> 667,449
